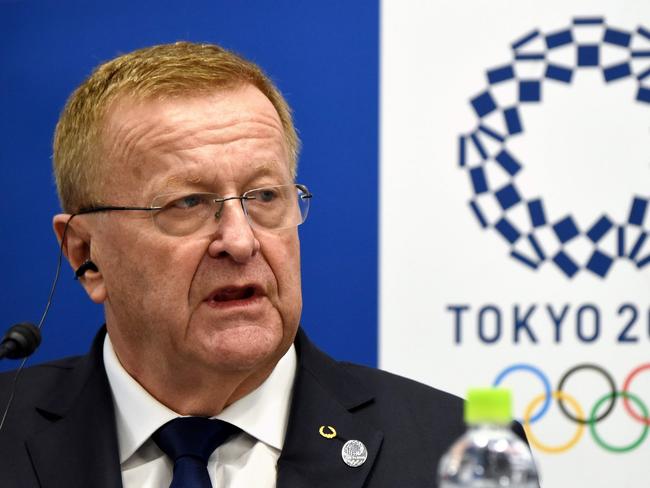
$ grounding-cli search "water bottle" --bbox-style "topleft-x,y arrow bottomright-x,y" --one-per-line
437,388 -> 539,487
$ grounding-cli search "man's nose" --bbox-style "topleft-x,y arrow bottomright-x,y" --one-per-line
206,199 -> 260,262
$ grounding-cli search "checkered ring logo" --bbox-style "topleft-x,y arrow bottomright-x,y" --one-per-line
459,17 -> 650,278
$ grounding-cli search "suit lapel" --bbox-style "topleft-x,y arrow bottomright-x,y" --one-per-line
277,329 -> 383,488
25,327 -> 122,488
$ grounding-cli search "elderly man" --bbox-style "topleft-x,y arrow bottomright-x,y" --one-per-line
0,42 -> 465,487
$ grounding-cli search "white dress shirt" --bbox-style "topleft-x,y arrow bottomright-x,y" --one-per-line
103,335 -> 297,488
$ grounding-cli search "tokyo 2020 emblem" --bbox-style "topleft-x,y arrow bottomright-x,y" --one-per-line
459,17 -> 650,278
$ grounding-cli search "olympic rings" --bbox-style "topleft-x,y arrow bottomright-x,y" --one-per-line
492,363 -> 552,423
622,363 -> 650,425
490,362 -> 650,453
589,392 -> 649,453
523,391 -> 585,454
557,363 -> 617,425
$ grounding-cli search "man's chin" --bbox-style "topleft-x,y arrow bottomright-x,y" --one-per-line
193,324 -> 288,372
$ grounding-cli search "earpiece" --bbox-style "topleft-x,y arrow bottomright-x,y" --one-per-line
74,260 -> 98,280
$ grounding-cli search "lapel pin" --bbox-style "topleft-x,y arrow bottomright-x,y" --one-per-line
341,439 -> 368,468
319,425 -> 337,439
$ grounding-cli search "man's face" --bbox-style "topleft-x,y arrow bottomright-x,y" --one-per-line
83,85 -> 302,385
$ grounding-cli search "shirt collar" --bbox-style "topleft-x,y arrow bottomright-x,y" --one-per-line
103,333 -> 297,463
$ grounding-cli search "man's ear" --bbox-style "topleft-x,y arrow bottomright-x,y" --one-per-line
53,214 -> 107,304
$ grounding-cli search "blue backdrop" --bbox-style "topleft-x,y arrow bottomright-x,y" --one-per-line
0,1 -> 378,372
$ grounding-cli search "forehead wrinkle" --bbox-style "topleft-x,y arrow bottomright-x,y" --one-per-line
145,116 -> 286,155
101,92 -> 291,202
103,94 -> 286,171
104,112 -> 175,173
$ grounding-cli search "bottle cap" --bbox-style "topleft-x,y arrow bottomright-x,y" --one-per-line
465,387 -> 513,425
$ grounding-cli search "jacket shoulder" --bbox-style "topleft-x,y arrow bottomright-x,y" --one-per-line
343,361 -> 463,401
339,360 -> 465,416
0,354 -> 86,406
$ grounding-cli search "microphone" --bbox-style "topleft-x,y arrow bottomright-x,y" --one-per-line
0,323 -> 42,360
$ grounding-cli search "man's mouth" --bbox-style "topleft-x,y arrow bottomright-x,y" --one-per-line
205,285 -> 263,308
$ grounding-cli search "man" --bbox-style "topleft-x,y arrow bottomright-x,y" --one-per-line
0,42 -> 465,487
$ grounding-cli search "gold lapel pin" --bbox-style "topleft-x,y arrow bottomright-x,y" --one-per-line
318,425 -> 337,439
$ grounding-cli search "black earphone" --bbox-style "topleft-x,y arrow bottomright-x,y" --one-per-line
74,259 -> 98,280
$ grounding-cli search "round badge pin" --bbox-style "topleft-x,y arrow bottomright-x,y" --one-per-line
341,439 -> 368,468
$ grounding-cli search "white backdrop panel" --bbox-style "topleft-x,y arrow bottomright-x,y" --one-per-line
380,1 -> 650,487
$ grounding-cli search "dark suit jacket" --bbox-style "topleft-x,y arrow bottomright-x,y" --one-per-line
0,327 -> 466,487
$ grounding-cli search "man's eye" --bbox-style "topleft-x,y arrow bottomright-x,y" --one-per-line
170,194 -> 205,209
257,189 -> 278,203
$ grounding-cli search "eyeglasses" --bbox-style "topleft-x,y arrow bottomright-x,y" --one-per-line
77,184 -> 312,236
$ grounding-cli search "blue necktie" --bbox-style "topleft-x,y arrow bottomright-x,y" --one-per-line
153,417 -> 241,488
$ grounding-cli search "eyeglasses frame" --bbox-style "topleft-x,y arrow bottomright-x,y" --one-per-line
74,183 -> 312,233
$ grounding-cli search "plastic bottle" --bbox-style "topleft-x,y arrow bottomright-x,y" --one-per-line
437,388 -> 539,488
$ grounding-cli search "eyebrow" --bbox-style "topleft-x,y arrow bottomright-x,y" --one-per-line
160,173 -> 203,192
157,161 -> 285,193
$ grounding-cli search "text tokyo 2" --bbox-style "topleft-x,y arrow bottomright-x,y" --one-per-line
446,303 -> 650,344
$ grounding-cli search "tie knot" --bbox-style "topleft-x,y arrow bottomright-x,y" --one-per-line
153,417 -> 241,464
